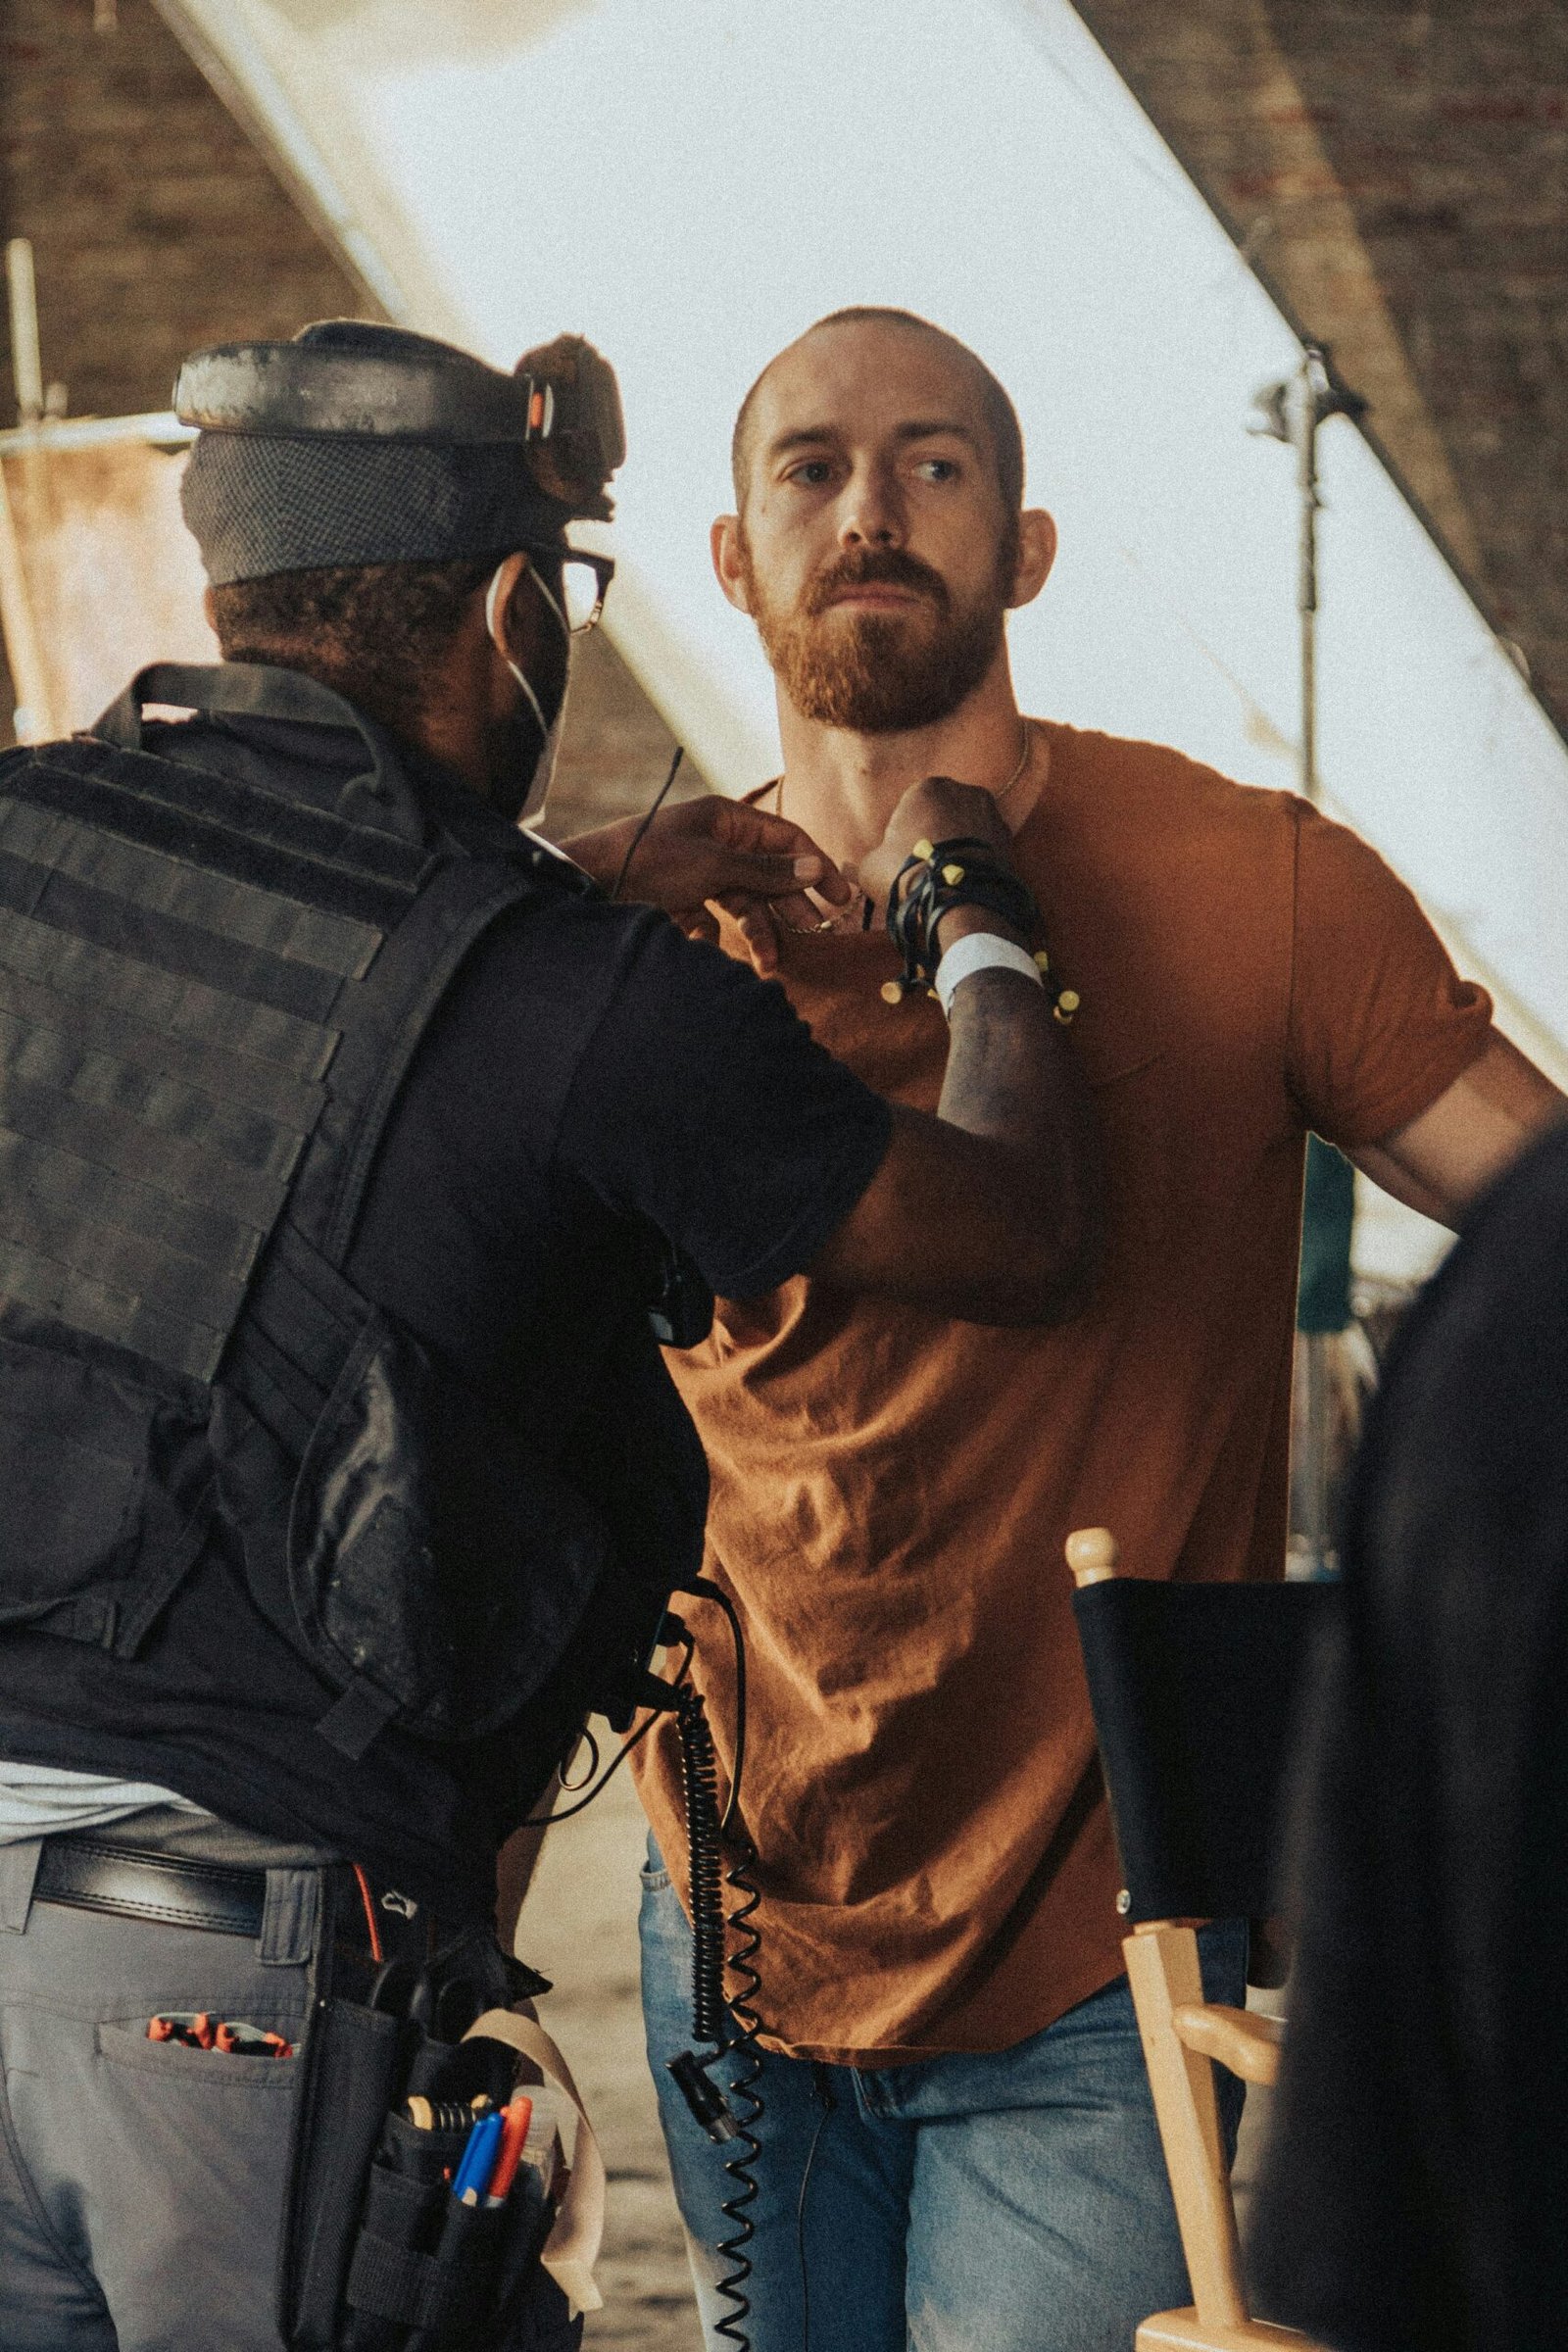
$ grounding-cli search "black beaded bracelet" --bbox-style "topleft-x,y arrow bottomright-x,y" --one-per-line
882,836 -> 1081,1024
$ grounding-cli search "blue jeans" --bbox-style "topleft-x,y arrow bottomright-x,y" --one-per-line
640,1841 -> 1247,2352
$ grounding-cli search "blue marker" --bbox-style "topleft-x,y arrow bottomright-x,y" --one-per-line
452,2110 -> 503,2206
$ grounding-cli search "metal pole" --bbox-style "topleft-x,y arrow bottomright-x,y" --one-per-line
1251,345 -> 1367,1578
0,411 -> 193,457
1296,361 -> 1331,1572
0,460 -> 55,741
1298,365 -> 1318,806
1252,344 -> 1364,800
0,237 -> 61,740
5,239 -> 45,426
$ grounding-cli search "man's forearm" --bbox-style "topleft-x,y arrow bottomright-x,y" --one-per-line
808,958 -> 1100,1326
554,815 -> 638,894
1350,1031 -> 1567,1228
802,774 -> 1103,1326
938,964 -> 1100,1313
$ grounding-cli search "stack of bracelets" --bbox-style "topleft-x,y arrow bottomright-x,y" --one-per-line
882,835 -> 1082,1025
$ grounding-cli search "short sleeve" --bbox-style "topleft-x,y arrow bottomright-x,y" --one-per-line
556,913 -> 892,1298
1286,804 -> 1493,1149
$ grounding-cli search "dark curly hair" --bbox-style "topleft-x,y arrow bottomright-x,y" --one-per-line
209,556 -> 497,734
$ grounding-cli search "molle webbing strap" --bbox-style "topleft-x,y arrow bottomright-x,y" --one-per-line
0,904 -> 337,1081
9,738 -> 429,906
226,1215 -> 375,1457
0,741 -> 432,1386
0,945 -> 327,1125
0,794 -> 382,978
0,860 -> 344,1026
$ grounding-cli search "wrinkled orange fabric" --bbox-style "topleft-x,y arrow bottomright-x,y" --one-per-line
633,722 -> 1492,2064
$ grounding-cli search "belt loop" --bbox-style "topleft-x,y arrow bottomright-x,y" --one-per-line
0,1839 -> 44,1935
261,1864 -> 322,1966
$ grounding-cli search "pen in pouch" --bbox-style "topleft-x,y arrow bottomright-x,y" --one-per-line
483,2097 -> 534,2209
453,2111 -> 504,2208
404,2111 -> 505,2352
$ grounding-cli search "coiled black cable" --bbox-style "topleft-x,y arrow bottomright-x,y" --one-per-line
672,1578 -> 766,2352
710,1819 -> 764,2352
687,1579 -> 747,1840
512,1571 -> 767,2350
676,1683 -> 728,2043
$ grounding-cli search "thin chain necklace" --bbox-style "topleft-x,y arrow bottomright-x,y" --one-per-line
773,717 -> 1035,931
772,715 -> 1034,818
993,715 -> 1035,802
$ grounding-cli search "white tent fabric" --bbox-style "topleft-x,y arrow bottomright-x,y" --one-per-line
164,0 -> 1568,1250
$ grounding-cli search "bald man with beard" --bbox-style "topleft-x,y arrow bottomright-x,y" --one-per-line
629,307 -> 1562,2352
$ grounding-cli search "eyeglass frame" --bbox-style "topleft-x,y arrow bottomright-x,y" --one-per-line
519,540 -> 615,635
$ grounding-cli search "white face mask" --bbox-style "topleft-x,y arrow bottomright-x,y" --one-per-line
485,559 -> 570,824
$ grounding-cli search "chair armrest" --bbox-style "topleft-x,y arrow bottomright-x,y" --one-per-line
1170,2003 -> 1284,2086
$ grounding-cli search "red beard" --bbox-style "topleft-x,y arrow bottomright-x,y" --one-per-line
739,539 -> 1011,733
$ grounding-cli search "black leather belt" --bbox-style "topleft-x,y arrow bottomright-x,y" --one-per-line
34,1836 -> 270,1938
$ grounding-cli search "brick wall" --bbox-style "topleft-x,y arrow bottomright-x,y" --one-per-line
0,0 -> 368,422
0,0 -> 698,808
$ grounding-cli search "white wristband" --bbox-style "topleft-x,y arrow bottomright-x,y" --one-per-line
933,930 -> 1045,1016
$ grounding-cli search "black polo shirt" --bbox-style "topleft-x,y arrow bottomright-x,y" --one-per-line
0,712 -> 891,1902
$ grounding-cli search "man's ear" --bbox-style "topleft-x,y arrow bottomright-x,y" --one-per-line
202,583 -> 217,627
485,550 -> 532,657
711,514 -> 754,614
1006,509 -> 1057,612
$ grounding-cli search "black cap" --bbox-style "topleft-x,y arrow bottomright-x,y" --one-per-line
176,320 -> 624,586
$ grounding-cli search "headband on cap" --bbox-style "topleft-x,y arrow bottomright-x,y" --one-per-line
175,320 -> 624,586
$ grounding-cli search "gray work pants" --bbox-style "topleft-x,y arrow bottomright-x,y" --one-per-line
0,1814 -> 327,2352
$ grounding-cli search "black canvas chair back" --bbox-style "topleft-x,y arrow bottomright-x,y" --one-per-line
1072,1575 -> 1339,1922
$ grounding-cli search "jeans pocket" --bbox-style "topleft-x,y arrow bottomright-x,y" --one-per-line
639,1834 -> 670,1893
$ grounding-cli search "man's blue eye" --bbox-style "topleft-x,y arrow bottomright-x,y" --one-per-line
918,458 -> 959,482
790,461 -> 833,485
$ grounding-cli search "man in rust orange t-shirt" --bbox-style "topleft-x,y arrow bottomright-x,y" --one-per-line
631,306 -> 1564,2352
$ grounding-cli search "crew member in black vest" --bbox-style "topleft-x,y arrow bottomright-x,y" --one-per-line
0,320 -> 1097,2350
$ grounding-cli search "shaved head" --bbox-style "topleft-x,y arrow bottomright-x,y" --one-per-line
731,307 -> 1025,515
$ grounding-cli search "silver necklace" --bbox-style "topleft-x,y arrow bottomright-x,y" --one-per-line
776,718 -> 1034,930
772,716 -> 1034,815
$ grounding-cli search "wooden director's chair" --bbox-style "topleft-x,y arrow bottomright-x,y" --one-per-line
1065,1529 -> 1337,2352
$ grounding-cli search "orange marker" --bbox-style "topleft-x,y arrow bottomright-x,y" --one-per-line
483,2096 -> 534,2209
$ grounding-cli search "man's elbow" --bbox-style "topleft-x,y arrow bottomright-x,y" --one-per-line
1017,1129 -> 1102,1323
960,1211 -> 1100,1328
1016,1218 -> 1099,1325
955,1144 -> 1102,1324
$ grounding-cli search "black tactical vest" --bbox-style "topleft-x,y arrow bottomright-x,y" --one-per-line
0,663 -> 694,1765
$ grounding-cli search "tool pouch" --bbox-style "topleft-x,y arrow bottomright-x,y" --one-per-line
280,1940 -> 595,2350
281,1992 -> 403,2348
336,2109 -> 546,2350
